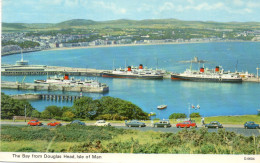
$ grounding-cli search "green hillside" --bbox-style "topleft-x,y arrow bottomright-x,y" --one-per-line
2,19 -> 260,31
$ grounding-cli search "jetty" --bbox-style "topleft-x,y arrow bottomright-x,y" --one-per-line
10,93 -> 82,102
1,81 -> 109,93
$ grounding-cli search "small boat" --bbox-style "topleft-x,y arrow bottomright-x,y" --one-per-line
157,105 -> 167,110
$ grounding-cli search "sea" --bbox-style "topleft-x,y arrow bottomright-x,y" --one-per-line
1,42 -> 260,119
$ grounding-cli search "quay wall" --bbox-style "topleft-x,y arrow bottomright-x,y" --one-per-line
1,81 -> 109,93
10,93 -> 41,100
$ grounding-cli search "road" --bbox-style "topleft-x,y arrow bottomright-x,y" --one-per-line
1,122 -> 259,137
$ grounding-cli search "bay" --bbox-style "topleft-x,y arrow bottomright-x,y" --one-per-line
1,42 -> 260,119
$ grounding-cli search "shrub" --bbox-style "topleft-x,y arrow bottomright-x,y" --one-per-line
31,110 -> 41,118
169,113 -> 186,119
62,111 -> 75,121
190,112 -> 201,118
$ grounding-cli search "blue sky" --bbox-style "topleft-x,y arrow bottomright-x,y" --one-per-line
2,0 -> 260,23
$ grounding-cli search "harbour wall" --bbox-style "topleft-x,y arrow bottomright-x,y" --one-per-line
1,81 -> 109,93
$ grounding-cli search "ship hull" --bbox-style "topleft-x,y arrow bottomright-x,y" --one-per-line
171,74 -> 242,83
102,73 -> 163,79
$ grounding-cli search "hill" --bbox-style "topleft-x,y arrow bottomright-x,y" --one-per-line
2,19 -> 260,31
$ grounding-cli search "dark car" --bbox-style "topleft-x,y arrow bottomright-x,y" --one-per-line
205,121 -> 223,128
153,120 -> 171,128
244,121 -> 259,129
125,120 -> 146,127
70,120 -> 86,125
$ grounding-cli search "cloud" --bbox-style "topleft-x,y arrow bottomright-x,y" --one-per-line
159,2 -> 175,12
93,1 -> 126,14
233,0 -> 244,6
246,1 -> 260,8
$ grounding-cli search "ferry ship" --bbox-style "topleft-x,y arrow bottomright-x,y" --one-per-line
171,66 -> 242,83
102,64 -> 163,79
35,74 -> 108,88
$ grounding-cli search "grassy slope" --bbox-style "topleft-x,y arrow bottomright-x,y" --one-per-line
1,125 -> 259,154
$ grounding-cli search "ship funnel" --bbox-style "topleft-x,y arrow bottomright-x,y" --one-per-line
127,66 -> 131,71
139,64 -> 143,69
215,66 -> 220,72
64,73 -> 69,80
200,67 -> 204,73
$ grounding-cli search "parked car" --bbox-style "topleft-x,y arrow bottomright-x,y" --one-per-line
47,121 -> 62,126
205,121 -> 223,128
125,120 -> 146,127
27,120 -> 43,126
70,120 -> 86,125
95,120 -> 111,126
244,121 -> 260,129
153,120 -> 171,128
176,121 -> 197,128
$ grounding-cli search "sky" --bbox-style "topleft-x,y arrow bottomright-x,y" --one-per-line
2,0 -> 260,23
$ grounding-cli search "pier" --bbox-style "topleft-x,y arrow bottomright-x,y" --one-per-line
1,65 -> 105,76
1,81 -> 109,93
10,93 -> 82,102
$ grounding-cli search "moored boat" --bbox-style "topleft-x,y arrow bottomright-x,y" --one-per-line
171,66 -> 242,83
102,64 -> 163,79
34,74 -> 108,88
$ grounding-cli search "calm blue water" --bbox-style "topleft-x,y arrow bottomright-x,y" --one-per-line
2,42 -> 260,119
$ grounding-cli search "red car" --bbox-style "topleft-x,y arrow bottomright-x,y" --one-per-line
176,121 -> 197,128
27,120 -> 43,126
47,121 -> 62,126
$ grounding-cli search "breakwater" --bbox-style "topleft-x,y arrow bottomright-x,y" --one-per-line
1,81 -> 109,93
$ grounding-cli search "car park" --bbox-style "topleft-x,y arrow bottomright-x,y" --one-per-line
95,120 -> 111,126
205,121 -> 223,128
47,121 -> 62,126
125,120 -> 146,127
176,121 -> 197,128
153,120 -> 171,128
27,120 -> 43,126
244,121 -> 259,129
70,120 -> 86,125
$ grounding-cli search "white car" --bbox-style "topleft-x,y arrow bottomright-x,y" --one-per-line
94,120 -> 111,126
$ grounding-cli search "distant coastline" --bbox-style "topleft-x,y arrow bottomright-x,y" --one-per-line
41,40 -> 260,52
2,40 -> 259,56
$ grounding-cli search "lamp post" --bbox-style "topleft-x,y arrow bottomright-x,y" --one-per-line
24,105 -> 27,122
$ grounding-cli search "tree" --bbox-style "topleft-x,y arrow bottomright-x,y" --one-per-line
1,93 -> 35,119
99,96 -> 149,120
41,110 -> 52,119
190,112 -> 201,118
31,110 -> 41,118
169,113 -> 187,119
45,106 -> 62,117
72,97 -> 100,119
62,111 -> 75,121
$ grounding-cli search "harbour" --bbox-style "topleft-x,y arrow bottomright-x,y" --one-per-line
1,42 -> 260,119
